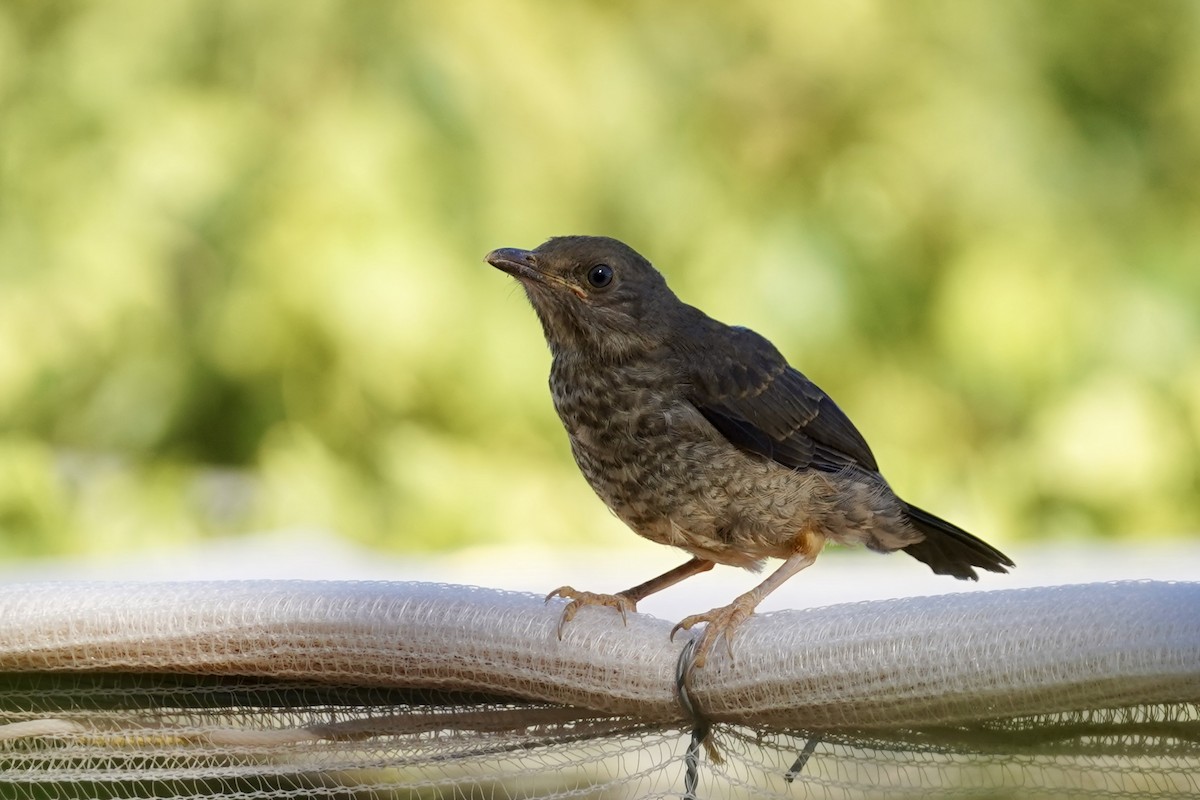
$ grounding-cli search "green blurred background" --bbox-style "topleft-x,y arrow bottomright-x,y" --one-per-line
1,0 -> 1198,565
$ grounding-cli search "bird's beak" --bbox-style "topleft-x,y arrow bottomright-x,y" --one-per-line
485,248 -> 541,281
486,247 -> 584,298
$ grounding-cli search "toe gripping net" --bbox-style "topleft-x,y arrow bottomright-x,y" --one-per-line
0,580 -> 1197,798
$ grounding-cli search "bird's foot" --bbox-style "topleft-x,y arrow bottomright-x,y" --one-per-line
670,596 -> 758,669
544,586 -> 638,638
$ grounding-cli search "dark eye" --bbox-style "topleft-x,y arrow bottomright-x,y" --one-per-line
587,264 -> 613,288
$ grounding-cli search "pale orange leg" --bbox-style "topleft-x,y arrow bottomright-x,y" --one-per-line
547,557 -> 715,638
672,530 -> 825,668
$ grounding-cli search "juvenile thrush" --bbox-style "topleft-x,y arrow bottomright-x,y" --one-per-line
487,236 -> 1013,666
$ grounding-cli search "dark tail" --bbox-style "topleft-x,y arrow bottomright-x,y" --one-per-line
900,502 -> 1014,581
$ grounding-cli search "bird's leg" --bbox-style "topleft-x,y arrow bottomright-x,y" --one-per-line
546,557 -> 715,638
672,528 -> 824,668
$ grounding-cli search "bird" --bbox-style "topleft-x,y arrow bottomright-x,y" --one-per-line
486,235 -> 1013,667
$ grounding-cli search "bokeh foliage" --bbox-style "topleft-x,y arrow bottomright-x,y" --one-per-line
1,1 -> 1198,560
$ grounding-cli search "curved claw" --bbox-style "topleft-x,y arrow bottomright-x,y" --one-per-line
670,601 -> 756,668
669,618 -> 693,642
543,586 -> 637,639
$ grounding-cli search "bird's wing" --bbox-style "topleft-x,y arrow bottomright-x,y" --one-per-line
684,325 -> 879,474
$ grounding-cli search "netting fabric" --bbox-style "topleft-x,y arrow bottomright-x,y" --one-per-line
0,580 -> 1197,798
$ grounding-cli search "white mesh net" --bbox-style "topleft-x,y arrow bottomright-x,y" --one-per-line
0,580 -> 1197,798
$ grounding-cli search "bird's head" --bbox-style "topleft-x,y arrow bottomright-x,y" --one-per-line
486,235 -> 678,360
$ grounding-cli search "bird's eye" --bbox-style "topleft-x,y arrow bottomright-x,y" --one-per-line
587,264 -> 613,288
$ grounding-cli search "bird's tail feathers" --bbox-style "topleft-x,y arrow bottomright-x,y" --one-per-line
900,502 -> 1014,581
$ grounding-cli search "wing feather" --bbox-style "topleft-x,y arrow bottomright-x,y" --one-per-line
686,324 -> 878,474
